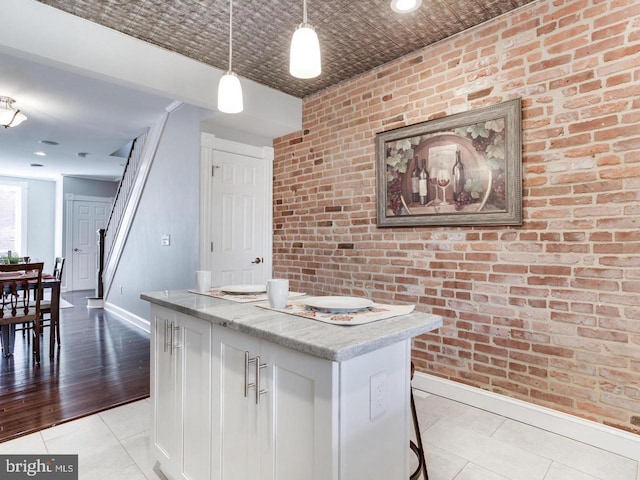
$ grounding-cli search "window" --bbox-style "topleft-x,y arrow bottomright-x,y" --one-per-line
0,182 -> 27,256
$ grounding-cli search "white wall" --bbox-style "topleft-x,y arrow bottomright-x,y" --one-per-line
0,175 -> 55,270
106,103 -> 200,319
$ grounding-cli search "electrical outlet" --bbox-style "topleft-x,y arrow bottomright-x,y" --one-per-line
370,372 -> 386,420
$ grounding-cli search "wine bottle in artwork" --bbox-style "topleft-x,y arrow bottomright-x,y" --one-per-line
411,156 -> 420,203
419,159 -> 428,205
452,149 -> 465,201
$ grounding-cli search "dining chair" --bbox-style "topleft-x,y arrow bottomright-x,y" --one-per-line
40,257 -> 65,346
0,262 -> 44,364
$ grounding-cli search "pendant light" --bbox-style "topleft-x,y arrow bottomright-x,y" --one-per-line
289,0 -> 321,79
0,96 -> 27,128
217,0 -> 243,114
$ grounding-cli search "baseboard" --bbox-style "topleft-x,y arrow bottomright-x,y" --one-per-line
103,301 -> 150,334
412,372 -> 640,462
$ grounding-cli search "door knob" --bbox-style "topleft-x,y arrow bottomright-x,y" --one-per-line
251,257 -> 263,264
73,248 -> 81,252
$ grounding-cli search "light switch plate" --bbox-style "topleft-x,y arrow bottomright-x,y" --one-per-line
161,234 -> 170,246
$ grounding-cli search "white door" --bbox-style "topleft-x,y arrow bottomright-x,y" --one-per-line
200,135 -> 273,287
71,198 -> 110,291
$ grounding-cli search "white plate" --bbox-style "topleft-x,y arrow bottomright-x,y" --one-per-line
304,296 -> 374,313
219,284 -> 266,295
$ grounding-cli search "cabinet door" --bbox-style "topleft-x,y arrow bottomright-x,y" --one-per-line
211,326 -> 261,480
176,313 -> 212,480
259,341 -> 338,480
151,307 -> 179,475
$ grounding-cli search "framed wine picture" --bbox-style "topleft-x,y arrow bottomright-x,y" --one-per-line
375,98 -> 522,227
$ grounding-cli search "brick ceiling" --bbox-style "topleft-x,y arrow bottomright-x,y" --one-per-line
36,0 -> 537,98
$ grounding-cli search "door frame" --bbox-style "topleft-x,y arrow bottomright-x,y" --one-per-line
199,134 -> 274,279
64,194 -> 113,292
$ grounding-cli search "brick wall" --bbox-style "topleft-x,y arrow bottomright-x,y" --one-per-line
272,0 -> 640,434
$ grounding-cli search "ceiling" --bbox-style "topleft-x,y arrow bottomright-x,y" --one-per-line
36,0 -> 536,99
1,0 -> 535,182
0,52 -> 173,181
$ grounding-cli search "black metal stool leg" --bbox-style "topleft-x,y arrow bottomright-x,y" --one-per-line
409,387 -> 429,480
409,361 -> 429,480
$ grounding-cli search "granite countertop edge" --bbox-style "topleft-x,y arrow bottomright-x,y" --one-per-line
141,290 -> 443,362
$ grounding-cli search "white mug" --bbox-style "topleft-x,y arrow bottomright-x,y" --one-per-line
266,279 -> 289,309
195,270 -> 212,293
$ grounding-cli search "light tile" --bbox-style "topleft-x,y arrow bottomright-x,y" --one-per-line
120,430 -> 167,480
455,462 -> 510,480
493,419 -> 637,480
424,419 -> 551,480
100,400 -> 150,441
544,463 -> 600,480
421,443 -> 467,480
40,414 -> 106,443
2,390 -> 637,480
81,459 -> 146,480
416,394 -> 506,437
0,432 -> 47,454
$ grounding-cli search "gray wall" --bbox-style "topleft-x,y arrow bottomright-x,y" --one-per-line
0,175 -> 56,270
63,177 -> 118,198
107,104 -> 200,319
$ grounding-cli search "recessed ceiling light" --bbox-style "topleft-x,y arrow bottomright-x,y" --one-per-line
33,151 -> 47,156
390,0 -> 422,13
30,163 -> 44,167
39,140 -> 59,145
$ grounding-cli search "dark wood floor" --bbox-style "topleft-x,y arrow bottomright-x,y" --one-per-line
0,290 -> 150,443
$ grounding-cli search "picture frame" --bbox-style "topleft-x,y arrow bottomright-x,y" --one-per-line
375,98 -> 522,227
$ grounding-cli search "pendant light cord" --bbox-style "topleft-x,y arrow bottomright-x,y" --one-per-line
228,0 -> 233,72
303,0 -> 308,24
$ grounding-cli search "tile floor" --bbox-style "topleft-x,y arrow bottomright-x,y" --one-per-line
0,392 -> 637,480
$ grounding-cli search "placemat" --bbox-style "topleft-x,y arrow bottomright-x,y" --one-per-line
256,299 -> 415,326
188,289 -> 306,304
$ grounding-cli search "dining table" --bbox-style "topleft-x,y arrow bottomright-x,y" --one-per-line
0,271 -> 61,358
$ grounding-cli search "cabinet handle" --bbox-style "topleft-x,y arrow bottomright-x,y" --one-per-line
171,325 -> 181,355
164,319 -> 170,353
244,351 -> 257,398
255,355 -> 268,405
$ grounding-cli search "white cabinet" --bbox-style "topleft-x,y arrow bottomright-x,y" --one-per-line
151,306 -> 212,480
149,301 -> 417,480
211,326 -> 336,480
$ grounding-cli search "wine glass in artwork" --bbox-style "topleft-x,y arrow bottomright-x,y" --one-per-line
429,168 -> 439,204
437,169 -> 451,206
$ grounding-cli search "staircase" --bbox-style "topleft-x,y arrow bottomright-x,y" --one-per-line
91,110 -> 171,307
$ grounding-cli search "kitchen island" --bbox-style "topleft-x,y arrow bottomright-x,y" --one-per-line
142,289 -> 442,480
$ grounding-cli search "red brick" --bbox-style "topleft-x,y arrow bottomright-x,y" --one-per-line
272,0 -> 640,435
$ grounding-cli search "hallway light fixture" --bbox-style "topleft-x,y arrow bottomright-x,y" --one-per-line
390,0 -> 422,13
217,0 -> 243,114
0,96 -> 27,128
289,0 -> 321,79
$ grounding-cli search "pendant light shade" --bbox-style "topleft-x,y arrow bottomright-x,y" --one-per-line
0,96 -> 27,128
217,0 -> 243,114
218,71 -> 243,114
289,0 -> 321,79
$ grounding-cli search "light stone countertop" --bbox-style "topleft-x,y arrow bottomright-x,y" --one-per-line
141,290 -> 443,362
